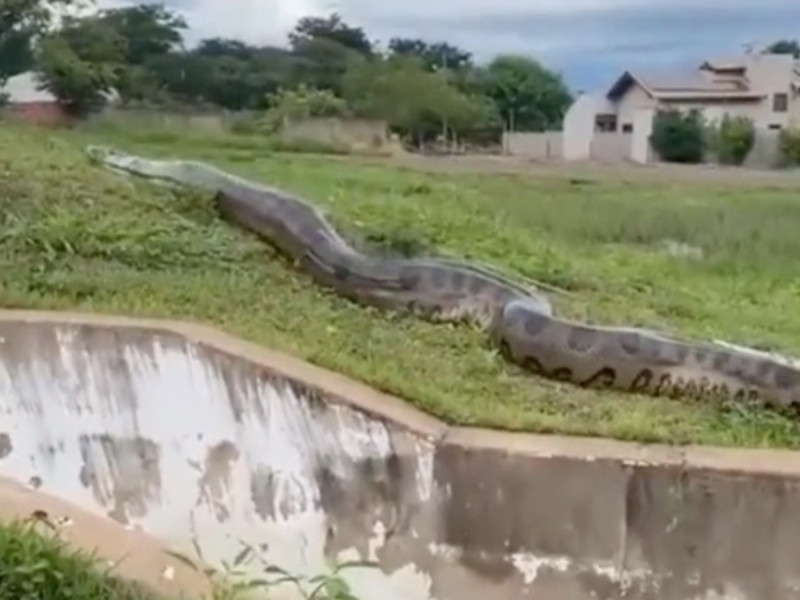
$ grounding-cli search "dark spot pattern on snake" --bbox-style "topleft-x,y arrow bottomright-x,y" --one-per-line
775,365 -> 798,390
618,332 -> 641,356
431,269 -> 447,287
399,268 -> 421,289
567,326 -> 598,353
521,356 -> 544,374
551,367 -> 572,381
580,367 -> 615,389
523,312 -> 550,337
711,353 -> 728,371
673,345 -> 689,364
630,369 -> 653,392
468,277 -> 487,295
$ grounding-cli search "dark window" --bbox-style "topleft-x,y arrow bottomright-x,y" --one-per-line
621,123 -> 633,133
773,93 -> 788,112
769,123 -> 782,130
594,114 -> 618,132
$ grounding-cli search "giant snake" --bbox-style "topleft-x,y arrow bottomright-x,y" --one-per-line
85,145 -> 800,414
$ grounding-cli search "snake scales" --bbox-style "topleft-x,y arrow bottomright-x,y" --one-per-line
86,145 -> 800,413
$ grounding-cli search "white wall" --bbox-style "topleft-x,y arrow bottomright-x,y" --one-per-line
562,93 -> 597,160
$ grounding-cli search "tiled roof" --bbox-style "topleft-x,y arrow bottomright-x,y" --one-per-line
607,69 -> 763,101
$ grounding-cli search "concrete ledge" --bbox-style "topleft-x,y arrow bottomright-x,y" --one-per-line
2,308 -> 796,474
1,308 -> 800,600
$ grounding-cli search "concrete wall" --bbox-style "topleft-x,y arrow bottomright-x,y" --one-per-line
590,132 -> 632,162
91,107 -> 245,133
502,131 -> 562,160
1,101 -> 70,126
3,310 -> 800,599
278,117 -> 395,155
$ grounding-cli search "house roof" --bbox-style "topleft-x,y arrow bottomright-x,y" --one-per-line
606,68 -> 765,102
699,58 -> 747,72
1,72 -> 56,103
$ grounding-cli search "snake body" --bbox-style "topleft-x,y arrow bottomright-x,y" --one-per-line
86,146 -> 800,413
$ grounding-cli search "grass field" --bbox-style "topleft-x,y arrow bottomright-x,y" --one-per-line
3,120 -> 800,448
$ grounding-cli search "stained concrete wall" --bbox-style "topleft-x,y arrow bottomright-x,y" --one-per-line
2,311 -> 800,600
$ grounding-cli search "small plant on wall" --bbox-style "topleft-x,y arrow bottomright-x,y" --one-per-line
649,108 -> 706,164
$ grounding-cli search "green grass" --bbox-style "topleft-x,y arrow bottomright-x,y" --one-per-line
0,519 -> 165,599
3,120 -> 800,448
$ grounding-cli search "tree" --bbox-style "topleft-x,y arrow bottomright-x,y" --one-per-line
100,3 -> 185,65
146,38 -> 296,110
289,36 -> 363,95
288,13 -> 372,56
342,55 -> 495,146
0,0 -> 77,81
765,40 -> 800,58
34,14 -> 123,115
92,3 -> 186,101
145,51 -> 208,104
388,38 -> 472,71
482,54 -> 573,131
196,38 -> 256,60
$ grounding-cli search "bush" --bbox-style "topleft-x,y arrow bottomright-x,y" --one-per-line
706,114 -> 755,166
649,108 -> 706,163
778,126 -> 800,166
260,85 -> 351,134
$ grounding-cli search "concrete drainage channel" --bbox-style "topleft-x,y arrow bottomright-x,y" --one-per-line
0,310 -> 798,600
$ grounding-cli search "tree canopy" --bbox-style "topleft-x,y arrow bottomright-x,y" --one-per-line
1,0 -> 576,145
764,39 -> 800,58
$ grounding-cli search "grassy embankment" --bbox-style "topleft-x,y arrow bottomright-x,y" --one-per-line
2,121 -> 800,448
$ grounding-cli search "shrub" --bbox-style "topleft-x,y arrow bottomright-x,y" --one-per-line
778,126 -> 800,166
260,85 -> 351,134
706,114 -> 755,166
649,108 -> 706,163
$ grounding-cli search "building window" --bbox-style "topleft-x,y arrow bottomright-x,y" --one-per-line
594,114 -> 617,132
773,93 -> 788,112
621,123 -> 633,133
769,123 -> 782,130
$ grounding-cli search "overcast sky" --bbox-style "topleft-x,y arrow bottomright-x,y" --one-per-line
100,0 -> 800,93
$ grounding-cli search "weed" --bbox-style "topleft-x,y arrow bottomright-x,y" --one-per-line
0,512 -> 165,599
165,538 -> 376,599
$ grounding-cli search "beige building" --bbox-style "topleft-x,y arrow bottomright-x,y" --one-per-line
562,53 -> 800,162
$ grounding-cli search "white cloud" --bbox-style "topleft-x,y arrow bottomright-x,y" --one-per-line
95,0 -> 325,45
178,0 -> 322,46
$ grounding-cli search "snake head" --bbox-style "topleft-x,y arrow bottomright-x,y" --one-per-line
85,145 -> 119,164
